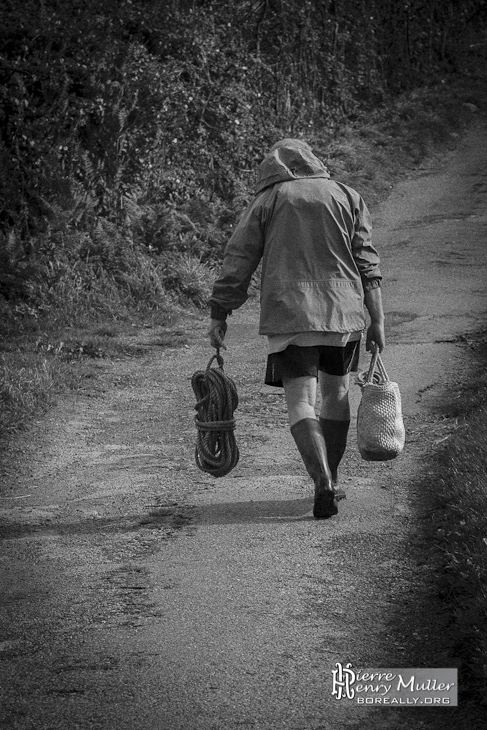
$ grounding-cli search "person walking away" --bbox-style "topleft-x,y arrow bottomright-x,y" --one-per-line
207,139 -> 385,519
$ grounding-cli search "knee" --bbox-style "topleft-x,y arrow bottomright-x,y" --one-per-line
320,374 -> 350,420
283,376 -> 317,427
321,374 -> 350,402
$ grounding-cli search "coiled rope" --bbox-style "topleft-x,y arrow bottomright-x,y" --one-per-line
191,349 -> 239,477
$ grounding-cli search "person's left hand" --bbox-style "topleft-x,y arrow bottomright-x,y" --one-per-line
207,319 -> 227,350
366,321 -> 385,353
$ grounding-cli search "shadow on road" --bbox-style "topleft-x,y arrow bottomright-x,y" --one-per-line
0,497 -> 319,541
196,497 -> 316,524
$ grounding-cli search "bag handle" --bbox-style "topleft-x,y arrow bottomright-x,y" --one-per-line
365,351 -> 389,384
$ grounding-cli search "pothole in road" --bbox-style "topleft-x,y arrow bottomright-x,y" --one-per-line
385,311 -> 419,327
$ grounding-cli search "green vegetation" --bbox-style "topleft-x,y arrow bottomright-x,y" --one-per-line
423,332 -> 487,705
0,351 -> 56,435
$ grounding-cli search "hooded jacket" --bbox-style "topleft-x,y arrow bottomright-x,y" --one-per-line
209,140 -> 381,335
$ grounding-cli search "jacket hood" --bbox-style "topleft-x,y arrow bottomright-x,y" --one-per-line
255,139 -> 330,194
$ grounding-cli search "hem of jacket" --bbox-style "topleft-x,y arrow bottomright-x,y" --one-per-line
258,322 -> 367,336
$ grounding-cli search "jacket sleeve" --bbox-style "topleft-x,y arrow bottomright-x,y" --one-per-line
209,196 -> 267,319
351,196 -> 382,289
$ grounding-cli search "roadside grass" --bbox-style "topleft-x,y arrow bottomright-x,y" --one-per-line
0,352 -> 56,436
424,332 -> 487,705
0,320 -> 189,442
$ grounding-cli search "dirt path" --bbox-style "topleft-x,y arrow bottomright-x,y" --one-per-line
1,121 -> 487,730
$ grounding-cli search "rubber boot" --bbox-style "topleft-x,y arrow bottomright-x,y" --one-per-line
290,418 -> 338,519
319,418 -> 350,501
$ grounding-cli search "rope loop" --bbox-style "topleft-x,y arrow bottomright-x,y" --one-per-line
356,351 -> 390,388
191,350 -> 239,477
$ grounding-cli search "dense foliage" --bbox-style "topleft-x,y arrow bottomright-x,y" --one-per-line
0,0 -> 485,320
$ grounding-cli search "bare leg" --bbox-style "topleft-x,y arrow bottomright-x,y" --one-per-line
283,375 -> 317,427
319,372 -> 351,422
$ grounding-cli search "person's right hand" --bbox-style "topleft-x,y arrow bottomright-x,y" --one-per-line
366,322 -> 385,353
207,319 -> 227,350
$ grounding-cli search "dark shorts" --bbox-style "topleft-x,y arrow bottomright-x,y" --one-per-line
264,341 -> 360,388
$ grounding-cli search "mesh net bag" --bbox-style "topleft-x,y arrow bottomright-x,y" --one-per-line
355,352 -> 405,461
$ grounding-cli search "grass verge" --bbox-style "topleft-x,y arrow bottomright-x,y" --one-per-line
0,320 -> 189,445
0,353 -> 56,437
423,331 -> 487,705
